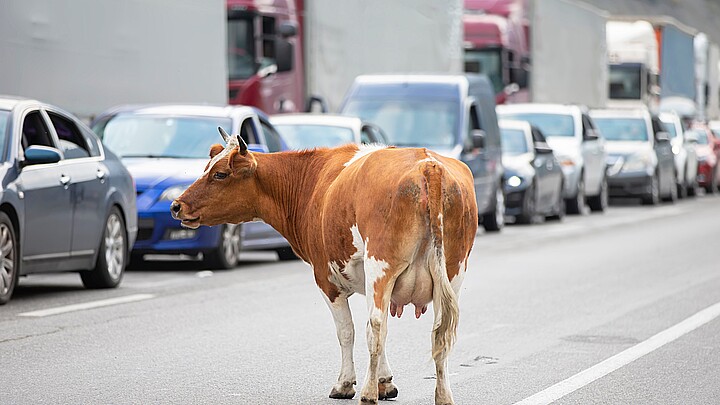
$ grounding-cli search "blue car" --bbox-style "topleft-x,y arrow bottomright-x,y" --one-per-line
91,104 -> 293,269
0,96 -> 138,305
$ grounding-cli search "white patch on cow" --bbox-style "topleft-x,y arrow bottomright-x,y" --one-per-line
450,260 -> 467,297
344,143 -> 386,167
327,225 -> 367,295
364,237 -> 389,308
203,147 -> 232,176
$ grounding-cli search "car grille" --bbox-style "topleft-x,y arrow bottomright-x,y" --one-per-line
137,218 -> 155,241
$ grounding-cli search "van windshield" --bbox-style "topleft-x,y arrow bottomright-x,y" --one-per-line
342,99 -> 459,148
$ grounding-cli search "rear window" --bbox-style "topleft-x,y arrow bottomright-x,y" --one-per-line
274,124 -> 355,149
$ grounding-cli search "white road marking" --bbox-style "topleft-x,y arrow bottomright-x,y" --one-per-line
18,294 -> 155,317
514,300 -> 720,405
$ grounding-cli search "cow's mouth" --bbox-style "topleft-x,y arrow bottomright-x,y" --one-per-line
180,217 -> 201,229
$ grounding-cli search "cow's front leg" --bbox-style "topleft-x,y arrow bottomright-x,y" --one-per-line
321,293 -> 357,399
377,346 -> 398,400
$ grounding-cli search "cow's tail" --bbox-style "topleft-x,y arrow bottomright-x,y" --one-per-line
423,160 -> 460,363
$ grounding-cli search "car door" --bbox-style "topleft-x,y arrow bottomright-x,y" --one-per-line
47,110 -> 108,263
16,109 -> 74,269
651,117 -> 674,192
530,127 -> 555,211
461,102 -> 492,213
581,114 -> 604,194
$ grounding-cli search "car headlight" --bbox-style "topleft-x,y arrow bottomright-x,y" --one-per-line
621,152 -> 653,173
672,144 -> 681,155
159,185 -> 190,202
506,175 -> 523,187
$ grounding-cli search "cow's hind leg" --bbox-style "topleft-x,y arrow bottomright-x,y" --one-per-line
377,346 -> 398,400
322,293 -> 357,399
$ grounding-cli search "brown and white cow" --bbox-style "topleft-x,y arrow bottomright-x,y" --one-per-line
170,128 -> 478,405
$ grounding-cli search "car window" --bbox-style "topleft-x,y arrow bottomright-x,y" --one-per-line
22,111 -> 54,150
498,113 -> 575,137
240,117 -> 259,144
274,124 -> 355,149
360,126 -> 373,144
80,127 -> 102,157
530,126 -> 547,143
592,117 -> 648,142
261,120 -> 283,152
500,127 -> 529,155
48,112 -> 91,159
0,110 -> 9,160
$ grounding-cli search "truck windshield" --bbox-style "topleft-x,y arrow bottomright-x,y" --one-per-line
343,99 -> 459,148
609,65 -> 642,100
593,117 -> 648,142
227,16 -> 257,80
465,49 -> 503,94
500,128 -> 529,155
498,113 -> 575,137
101,114 -> 233,158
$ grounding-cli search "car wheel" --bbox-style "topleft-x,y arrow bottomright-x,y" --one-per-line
515,184 -> 535,225
81,207 -> 126,289
546,182 -> 565,221
565,175 -> 584,215
662,172 -> 678,203
482,186 -> 505,232
203,224 -> 241,270
705,169 -> 716,194
642,173 -> 660,205
587,176 -> 608,212
276,247 -> 299,261
0,212 -> 19,305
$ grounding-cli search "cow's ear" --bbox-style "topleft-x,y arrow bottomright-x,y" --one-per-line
209,144 -> 224,158
228,147 -> 257,175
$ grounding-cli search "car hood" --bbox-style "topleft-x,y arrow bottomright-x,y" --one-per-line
605,141 -> 652,157
545,136 -> 579,157
502,153 -> 533,173
122,158 -> 207,190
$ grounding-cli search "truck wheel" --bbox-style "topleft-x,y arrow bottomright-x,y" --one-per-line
566,176 -> 585,215
203,224 -> 241,270
0,212 -> 19,305
587,176 -> 608,212
482,187 -> 505,232
81,207 -> 126,289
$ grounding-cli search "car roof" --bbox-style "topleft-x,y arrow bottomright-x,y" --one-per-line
98,103 -> 256,119
589,108 -> 650,119
496,103 -> 582,115
0,95 -> 40,111
270,114 -> 362,128
354,74 -> 468,86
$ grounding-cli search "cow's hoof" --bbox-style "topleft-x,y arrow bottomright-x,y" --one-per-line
378,381 -> 398,400
329,380 -> 356,399
359,395 -> 378,404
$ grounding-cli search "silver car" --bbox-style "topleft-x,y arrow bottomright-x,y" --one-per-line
659,112 -> 698,197
270,114 -> 388,149
497,104 -> 608,214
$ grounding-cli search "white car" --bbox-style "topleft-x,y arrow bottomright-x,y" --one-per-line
659,112 -> 698,197
496,104 -> 608,214
269,114 -> 388,150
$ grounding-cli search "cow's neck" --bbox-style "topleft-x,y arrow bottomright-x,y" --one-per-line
251,149 -> 340,257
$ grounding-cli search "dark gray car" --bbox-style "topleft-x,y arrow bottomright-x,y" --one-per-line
0,96 -> 138,305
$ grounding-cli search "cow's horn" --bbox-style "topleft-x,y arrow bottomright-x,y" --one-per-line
218,126 -> 231,143
236,134 -> 248,155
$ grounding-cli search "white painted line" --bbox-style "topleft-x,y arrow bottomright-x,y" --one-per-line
515,301 -> 720,405
18,293 -> 155,317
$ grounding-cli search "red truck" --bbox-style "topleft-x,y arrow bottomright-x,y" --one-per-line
463,0 -> 529,104
226,0 -> 306,113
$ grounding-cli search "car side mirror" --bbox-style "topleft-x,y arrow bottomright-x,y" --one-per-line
23,145 -> 62,166
655,131 -> 670,143
305,95 -> 328,113
278,21 -> 298,37
471,129 -> 486,149
584,129 -> 599,141
534,142 -> 553,155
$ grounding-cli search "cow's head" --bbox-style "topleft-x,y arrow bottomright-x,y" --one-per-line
170,127 -> 260,229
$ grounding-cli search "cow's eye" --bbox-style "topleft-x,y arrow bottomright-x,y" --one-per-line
213,172 -> 228,180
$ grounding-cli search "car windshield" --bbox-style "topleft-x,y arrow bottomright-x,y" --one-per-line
500,128 -> 529,155
343,99 -> 459,148
660,119 -> 678,138
593,117 -> 648,142
274,124 -> 355,149
498,113 -> 575,137
688,129 -> 709,145
464,49 -> 503,94
0,110 -> 9,160
101,114 -> 233,158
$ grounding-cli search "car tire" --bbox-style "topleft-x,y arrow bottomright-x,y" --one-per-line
515,184 -> 535,225
482,186 -> 505,232
0,212 -> 19,305
662,172 -> 678,203
565,175 -> 585,215
642,173 -> 660,205
546,182 -> 565,221
587,176 -> 608,212
203,224 -> 241,270
705,170 -> 716,194
276,247 -> 299,261
81,207 -> 126,289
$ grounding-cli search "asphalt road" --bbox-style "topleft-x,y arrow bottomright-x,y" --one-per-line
1,194 -> 719,405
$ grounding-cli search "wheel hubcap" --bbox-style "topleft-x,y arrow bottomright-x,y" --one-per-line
0,224 -> 14,296
222,224 -> 241,264
105,214 -> 124,280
